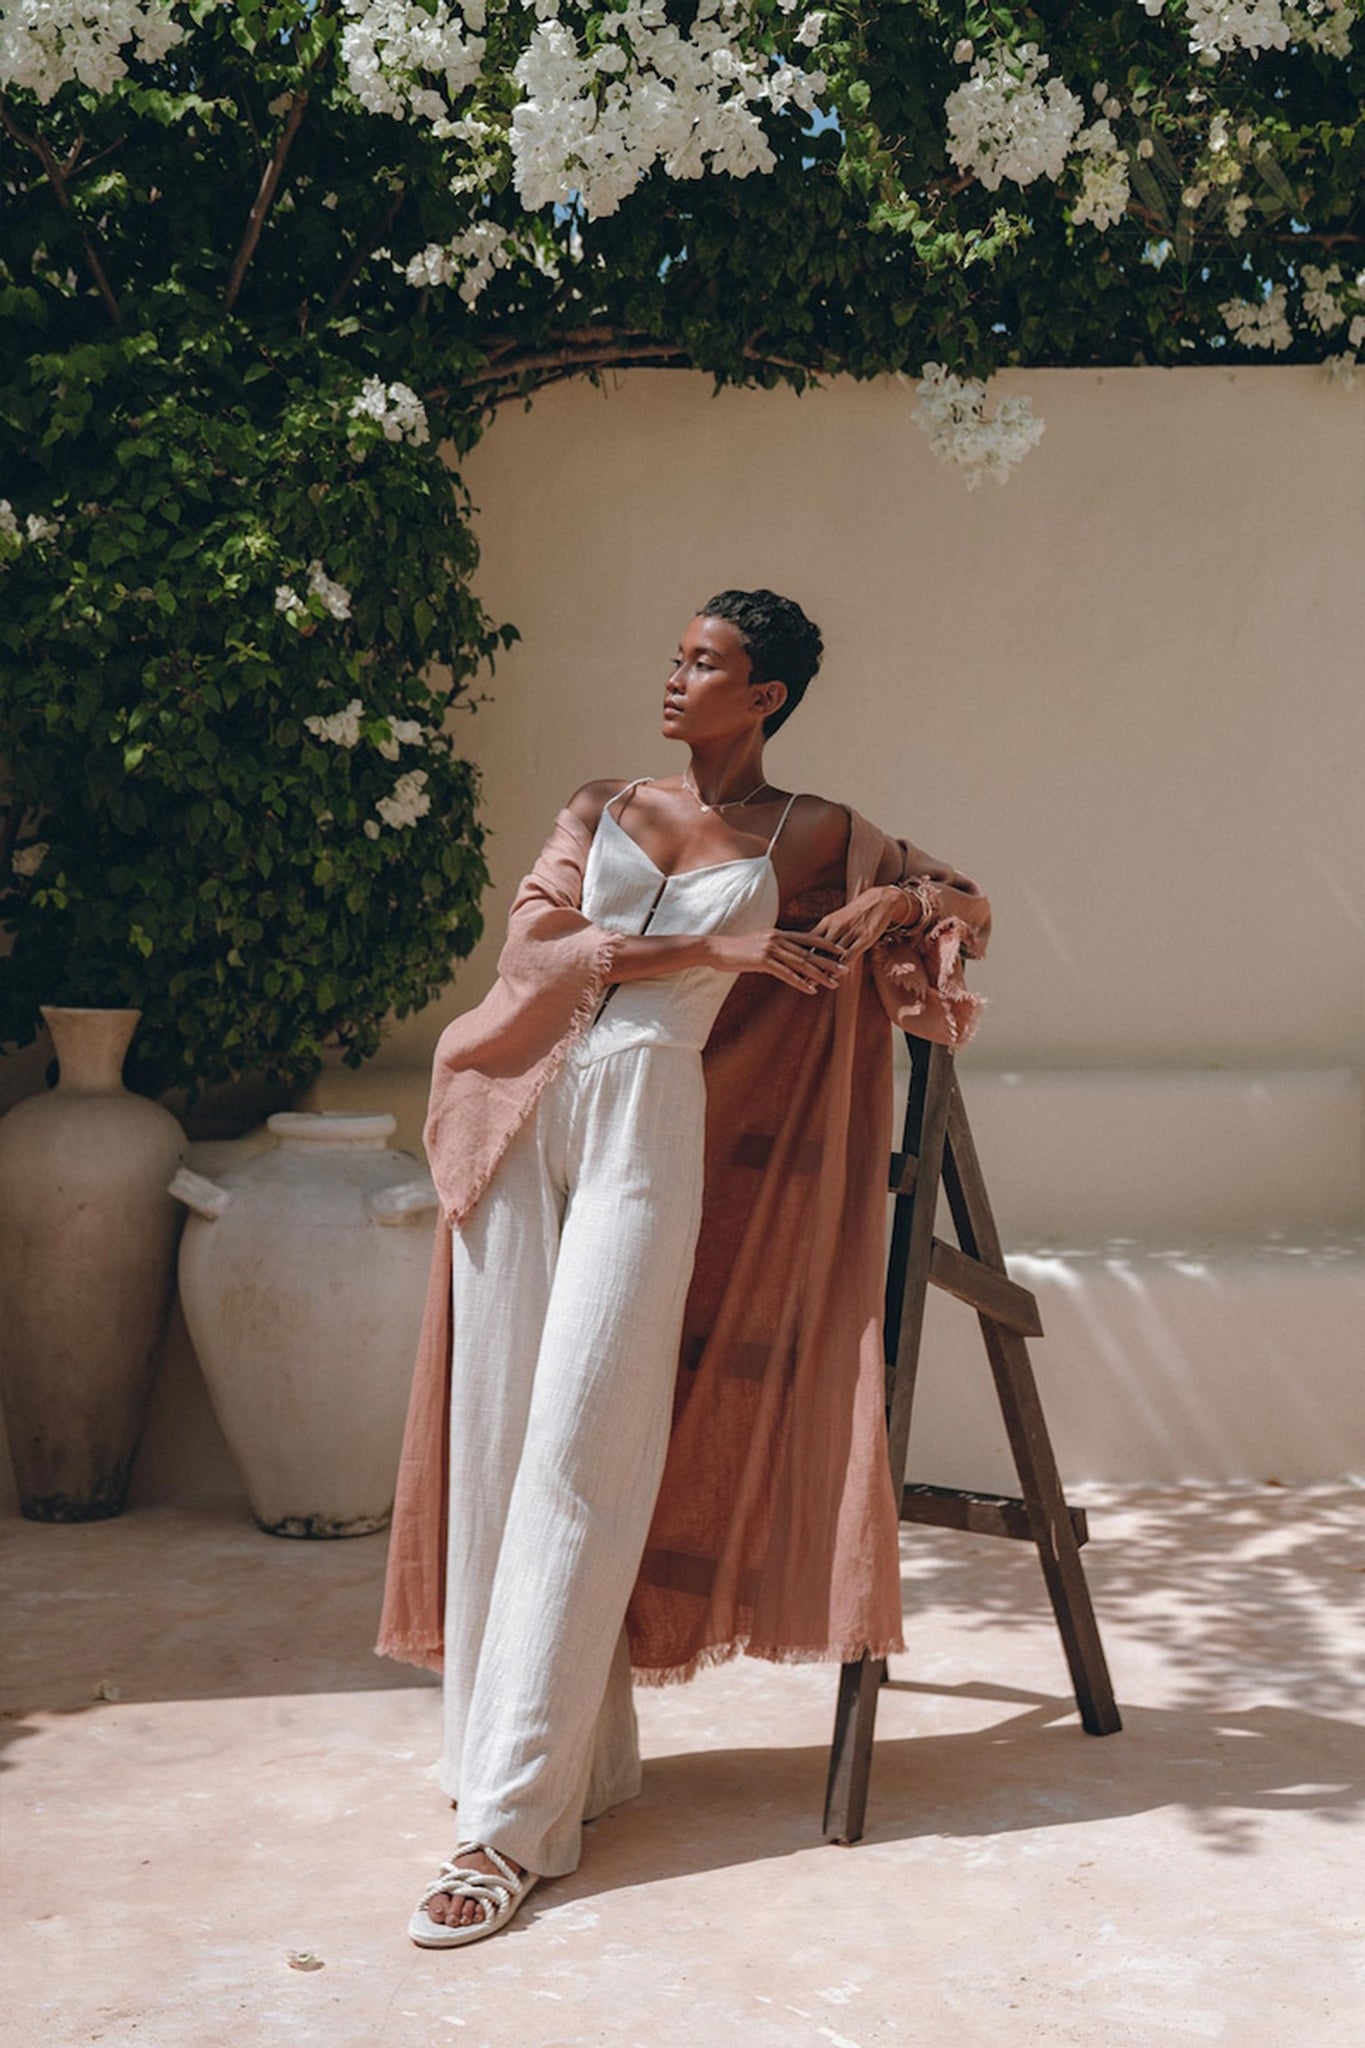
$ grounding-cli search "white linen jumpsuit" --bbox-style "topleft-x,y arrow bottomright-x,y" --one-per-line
439,782 -> 799,1877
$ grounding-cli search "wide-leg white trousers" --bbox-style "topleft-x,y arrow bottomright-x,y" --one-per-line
439,1037 -> 706,1877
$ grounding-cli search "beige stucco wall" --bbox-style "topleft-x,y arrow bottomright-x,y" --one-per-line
357,363 -> 1364,1082
4,364 -> 1362,1509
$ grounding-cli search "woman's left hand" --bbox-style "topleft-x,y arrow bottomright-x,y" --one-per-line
807,885 -> 914,962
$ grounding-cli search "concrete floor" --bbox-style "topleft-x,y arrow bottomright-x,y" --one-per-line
2,1482 -> 1362,2048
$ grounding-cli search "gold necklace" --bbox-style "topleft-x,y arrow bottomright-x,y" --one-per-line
682,767 -> 772,813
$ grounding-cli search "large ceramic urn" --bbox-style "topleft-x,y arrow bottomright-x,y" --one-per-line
0,1007 -> 186,1520
170,1111 -> 437,1538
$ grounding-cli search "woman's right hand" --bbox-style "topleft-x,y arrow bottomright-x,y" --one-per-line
707,928 -> 850,994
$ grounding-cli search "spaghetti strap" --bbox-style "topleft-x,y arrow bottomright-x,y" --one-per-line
765,791 -> 801,856
604,777 -> 653,815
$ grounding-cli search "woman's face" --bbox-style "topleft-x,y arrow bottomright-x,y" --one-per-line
661,614 -> 784,743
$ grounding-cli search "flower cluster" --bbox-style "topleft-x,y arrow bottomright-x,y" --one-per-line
0,0 -> 185,104
304,698 -> 430,759
1283,0 -> 1356,57
372,766 -> 432,831
0,501 -> 61,547
303,698 -> 365,748
1299,263 -> 1365,383
347,0 -> 826,222
1069,118 -> 1131,232
1138,0 -> 1284,58
944,42 -> 1084,192
402,221 -> 515,305
1219,282 -> 1293,351
912,364 -> 1046,489
1300,263 -> 1365,344
276,559 -> 354,621
340,0 -> 486,130
348,376 -> 431,445
508,0 -> 826,220
1138,0 -> 1353,57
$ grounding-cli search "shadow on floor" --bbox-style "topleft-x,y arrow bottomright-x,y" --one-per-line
520,1684 -> 1364,1926
894,1480 -> 1365,1717
0,1505 -> 434,1763
3,1485 -> 1361,1799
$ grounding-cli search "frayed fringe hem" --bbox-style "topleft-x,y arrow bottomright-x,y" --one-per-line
630,1632 -> 906,1688
373,1634 -> 443,1676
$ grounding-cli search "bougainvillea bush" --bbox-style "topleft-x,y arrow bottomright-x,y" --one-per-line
1,0 -> 1360,1093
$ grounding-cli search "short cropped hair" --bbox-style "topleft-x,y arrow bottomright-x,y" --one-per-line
698,588 -> 824,738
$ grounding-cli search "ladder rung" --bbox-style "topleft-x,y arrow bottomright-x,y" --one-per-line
888,1150 -> 919,1195
929,1237 -> 1043,1336
901,1482 -> 1089,1546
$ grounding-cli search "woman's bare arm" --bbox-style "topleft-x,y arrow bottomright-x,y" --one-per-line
608,926 -> 848,994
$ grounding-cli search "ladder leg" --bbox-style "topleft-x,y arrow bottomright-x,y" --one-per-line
885,1040 -> 954,1488
824,1038 -> 953,1843
942,1079 -> 1121,1736
977,1317 -> 1121,1733
823,1653 -> 887,1844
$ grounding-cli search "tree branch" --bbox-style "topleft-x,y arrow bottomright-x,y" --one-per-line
456,328 -> 814,403
0,97 -> 121,324
463,338 -> 692,388
223,89 -> 308,316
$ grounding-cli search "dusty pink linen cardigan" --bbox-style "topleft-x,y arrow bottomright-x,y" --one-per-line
376,804 -> 990,1682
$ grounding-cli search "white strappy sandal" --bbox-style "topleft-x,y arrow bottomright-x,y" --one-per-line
408,1842 -> 541,1949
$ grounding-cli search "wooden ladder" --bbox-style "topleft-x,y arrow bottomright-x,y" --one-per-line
823,1034 -> 1123,1845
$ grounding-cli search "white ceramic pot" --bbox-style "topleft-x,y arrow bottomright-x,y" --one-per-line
0,1007 -> 186,1520
170,1111 -> 438,1538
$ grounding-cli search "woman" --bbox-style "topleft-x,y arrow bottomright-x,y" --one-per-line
378,589 -> 990,1947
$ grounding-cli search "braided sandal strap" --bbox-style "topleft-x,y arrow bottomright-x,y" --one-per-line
417,1844 -> 526,1921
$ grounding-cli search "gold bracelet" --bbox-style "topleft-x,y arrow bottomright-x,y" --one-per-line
892,881 -> 928,929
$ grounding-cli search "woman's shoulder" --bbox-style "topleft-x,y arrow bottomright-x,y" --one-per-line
563,778 -> 640,833
780,792 -> 852,878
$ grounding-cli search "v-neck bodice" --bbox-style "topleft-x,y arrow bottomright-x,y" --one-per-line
577,787 -> 782,1061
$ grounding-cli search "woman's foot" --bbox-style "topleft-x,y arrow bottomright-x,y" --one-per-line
422,1845 -> 526,1930
409,1843 -> 542,1948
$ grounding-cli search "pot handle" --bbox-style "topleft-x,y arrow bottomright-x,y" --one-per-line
367,1176 -> 440,1226
169,1167 -> 233,1220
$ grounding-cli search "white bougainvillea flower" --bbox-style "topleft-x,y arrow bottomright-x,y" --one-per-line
1283,0 -> 1355,57
377,715 -> 428,760
944,42 -> 1085,192
1069,119 -> 1131,231
375,766 -> 432,829
403,220 -> 516,305
304,698 -> 365,747
25,512 -> 61,542
306,560 -> 353,619
275,583 -> 304,615
1225,191 -> 1253,236
340,0 -> 486,126
1300,263 -> 1345,333
1137,0 -> 1355,58
0,0 -> 185,105
1220,282 -> 1293,350
0,501 -> 20,538
348,375 -> 431,444
912,364 -> 1047,489
11,842 -> 50,877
